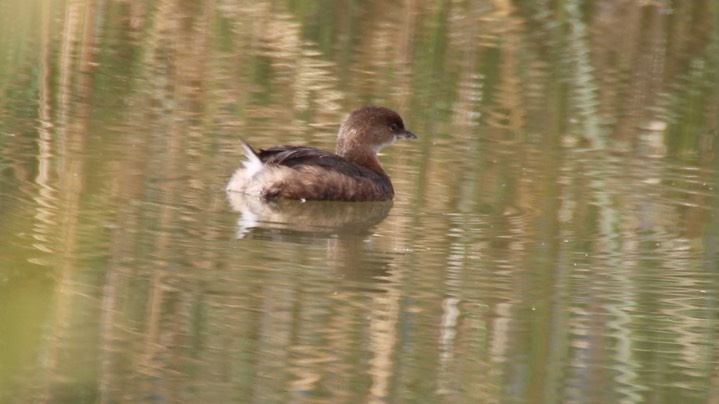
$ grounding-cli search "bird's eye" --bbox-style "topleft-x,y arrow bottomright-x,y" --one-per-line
389,123 -> 399,132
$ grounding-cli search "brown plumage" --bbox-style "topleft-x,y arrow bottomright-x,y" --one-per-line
226,107 -> 416,201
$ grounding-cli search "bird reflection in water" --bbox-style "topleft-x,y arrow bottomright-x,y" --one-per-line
227,192 -> 394,284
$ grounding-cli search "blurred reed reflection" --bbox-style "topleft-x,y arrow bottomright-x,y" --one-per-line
1,0 -> 719,403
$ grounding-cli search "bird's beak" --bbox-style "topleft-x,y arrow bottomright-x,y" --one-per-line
398,129 -> 417,140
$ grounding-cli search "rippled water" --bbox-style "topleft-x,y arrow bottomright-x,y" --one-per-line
1,0 -> 718,403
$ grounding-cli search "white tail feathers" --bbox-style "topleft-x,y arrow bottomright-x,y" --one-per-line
226,139 -> 265,193
240,140 -> 263,178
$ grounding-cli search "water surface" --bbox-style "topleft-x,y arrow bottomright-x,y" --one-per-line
1,0 -> 718,403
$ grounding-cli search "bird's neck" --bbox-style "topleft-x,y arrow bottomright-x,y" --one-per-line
337,139 -> 386,175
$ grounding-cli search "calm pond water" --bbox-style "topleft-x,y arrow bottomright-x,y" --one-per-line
1,0 -> 719,403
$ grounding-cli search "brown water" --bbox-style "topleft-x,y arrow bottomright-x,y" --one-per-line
1,0 -> 719,403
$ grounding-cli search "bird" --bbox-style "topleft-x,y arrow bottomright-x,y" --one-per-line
226,106 -> 416,201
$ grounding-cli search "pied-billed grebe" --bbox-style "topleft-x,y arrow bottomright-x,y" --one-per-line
226,107 -> 416,201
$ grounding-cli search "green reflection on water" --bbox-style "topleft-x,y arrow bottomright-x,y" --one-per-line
1,0 -> 718,403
